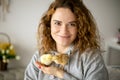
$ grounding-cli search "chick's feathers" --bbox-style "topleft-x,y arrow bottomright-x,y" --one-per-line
38,54 -> 53,65
38,53 -> 69,66
52,54 -> 69,66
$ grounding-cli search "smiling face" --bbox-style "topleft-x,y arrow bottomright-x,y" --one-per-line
51,8 -> 77,49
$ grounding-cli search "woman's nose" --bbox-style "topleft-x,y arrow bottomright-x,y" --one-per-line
60,24 -> 68,34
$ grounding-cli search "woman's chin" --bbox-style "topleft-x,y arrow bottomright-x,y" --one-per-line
57,42 -> 71,47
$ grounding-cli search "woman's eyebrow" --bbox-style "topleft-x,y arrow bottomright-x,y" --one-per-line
53,20 -> 62,22
68,21 -> 77,24
53,20 -> 77,23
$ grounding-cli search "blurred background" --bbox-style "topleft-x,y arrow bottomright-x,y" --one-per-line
0,0 -> 120,70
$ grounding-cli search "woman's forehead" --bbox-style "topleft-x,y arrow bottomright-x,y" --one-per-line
51,8 -> 76,22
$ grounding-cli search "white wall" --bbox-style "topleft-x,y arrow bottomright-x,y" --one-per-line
84,0 -> 120,39
0,0 -> 120,67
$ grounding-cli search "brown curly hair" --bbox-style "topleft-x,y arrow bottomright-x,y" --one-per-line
37,0 -> 100,54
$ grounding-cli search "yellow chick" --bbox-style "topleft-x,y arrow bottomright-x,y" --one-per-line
52,54 -> 69,67
38,54 -> 53,66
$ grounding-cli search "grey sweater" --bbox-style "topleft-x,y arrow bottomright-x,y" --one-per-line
24,49 -> 109,80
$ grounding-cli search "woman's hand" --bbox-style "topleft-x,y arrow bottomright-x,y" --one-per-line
35,61 -> 64,78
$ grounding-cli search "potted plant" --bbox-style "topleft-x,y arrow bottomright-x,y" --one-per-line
0,32 -> 20,71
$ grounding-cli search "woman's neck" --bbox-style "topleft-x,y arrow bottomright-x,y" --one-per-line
56,45 -> 70,53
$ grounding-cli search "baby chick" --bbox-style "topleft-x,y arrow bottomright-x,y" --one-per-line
52,54 -> 69,67
38,54 -> 53,66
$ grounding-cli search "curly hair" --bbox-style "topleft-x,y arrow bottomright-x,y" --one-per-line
37,0 -> 100,54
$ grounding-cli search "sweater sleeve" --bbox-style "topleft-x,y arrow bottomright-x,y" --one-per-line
63,72 -> 83,80
82,50 -> 109,80
24,51 -> 40,80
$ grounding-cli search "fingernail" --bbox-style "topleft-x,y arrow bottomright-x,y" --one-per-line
39,66 -> 41,69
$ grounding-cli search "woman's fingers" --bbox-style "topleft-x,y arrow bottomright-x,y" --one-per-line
35,61 -> 44,68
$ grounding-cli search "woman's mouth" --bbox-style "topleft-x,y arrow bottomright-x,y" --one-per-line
58,35 -> 70,38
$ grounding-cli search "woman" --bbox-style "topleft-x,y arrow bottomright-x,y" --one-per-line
24,0 -> 109,80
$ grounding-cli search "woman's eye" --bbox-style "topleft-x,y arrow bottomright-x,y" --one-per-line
68,23 -> 77,27
54,22 -> 61,26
